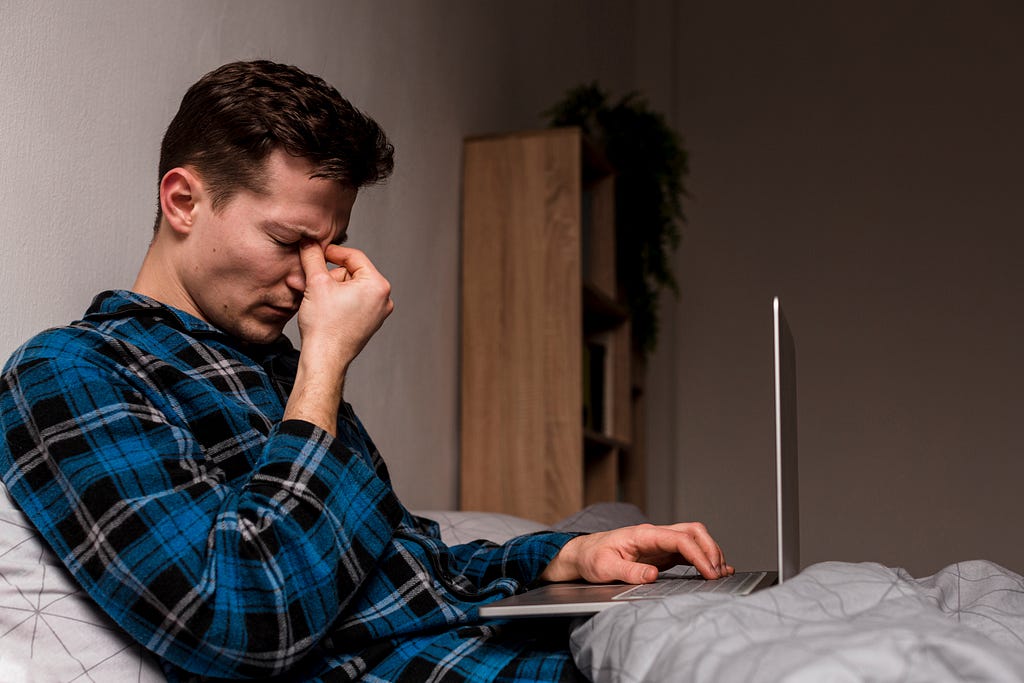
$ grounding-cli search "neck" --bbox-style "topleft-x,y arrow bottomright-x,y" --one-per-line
132,231 -> 202,321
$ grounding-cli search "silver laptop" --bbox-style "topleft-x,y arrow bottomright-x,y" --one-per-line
478,297 -> 800,618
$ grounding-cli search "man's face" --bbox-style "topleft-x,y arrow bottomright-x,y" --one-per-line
180,149 -> 357,344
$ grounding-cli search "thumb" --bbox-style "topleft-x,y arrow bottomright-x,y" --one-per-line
602,557 -> 659,584
298,239 -> 330,281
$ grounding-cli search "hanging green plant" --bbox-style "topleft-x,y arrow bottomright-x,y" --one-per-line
544,83 -> 688,357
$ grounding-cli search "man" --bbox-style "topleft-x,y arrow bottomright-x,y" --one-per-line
0,60 -> 731,681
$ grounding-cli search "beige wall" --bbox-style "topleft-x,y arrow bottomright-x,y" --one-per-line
0,0 -> 639,509
645,1 -> 1024,577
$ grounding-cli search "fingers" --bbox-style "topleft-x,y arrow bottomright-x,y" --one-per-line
324,244 -> 383,280
299,239 -> 331,280
306,243 -> 392,307
324,245 -> 394,315
667,522 -> 731,577
670,529 -> 724,580
629,523 -> 730,580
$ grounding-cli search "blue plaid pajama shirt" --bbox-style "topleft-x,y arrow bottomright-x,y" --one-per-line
0,290 -> 583,681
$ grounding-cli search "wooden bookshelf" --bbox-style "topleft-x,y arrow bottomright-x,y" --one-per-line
459,127 -> 642,524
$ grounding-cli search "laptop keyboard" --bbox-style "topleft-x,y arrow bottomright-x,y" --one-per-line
613,571 -> 767,600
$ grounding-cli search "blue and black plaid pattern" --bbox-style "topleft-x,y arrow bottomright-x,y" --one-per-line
1,290 -> 580,681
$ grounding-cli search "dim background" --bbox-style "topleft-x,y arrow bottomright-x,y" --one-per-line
1,1 -> 1020,577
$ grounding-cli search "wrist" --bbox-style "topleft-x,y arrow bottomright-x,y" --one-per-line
539,536 -> 583,583
283,351 -> 347,436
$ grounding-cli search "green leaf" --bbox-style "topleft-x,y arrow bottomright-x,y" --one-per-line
543,83 -> 689,357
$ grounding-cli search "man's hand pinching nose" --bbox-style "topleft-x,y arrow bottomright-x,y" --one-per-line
295,239 -> 394,363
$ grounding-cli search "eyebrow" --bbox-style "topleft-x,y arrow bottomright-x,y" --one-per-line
261,220 -> 308,239
261,220 -> 347,245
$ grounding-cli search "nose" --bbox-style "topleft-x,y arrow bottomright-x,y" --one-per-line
284,251 -> 306,294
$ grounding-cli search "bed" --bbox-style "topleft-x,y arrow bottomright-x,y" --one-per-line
3,487 -> 1024,681
433,504 -> 1024,682
572,558 -> 1024,682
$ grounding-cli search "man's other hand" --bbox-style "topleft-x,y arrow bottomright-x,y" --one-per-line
539,523 -> 734,584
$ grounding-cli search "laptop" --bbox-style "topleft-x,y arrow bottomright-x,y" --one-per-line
478,297 -> 800,618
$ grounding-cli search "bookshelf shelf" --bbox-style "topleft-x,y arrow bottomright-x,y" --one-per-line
583,283 -> 629,334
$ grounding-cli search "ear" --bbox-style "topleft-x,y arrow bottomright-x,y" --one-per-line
159,167 -> 204,235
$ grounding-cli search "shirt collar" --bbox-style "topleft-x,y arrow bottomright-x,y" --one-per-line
85,289 -> 222,335
84,289 -> 297,359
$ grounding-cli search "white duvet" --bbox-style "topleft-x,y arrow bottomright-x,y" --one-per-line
571,560 -> 1024,682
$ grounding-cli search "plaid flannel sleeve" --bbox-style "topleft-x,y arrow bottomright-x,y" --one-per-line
0,344 -> 405,678
344,408 -> 579,594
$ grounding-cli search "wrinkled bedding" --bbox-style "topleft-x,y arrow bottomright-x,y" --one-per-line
571,560 -> 1024,682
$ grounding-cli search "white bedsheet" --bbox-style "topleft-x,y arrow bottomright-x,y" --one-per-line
571,560 -> 1024,682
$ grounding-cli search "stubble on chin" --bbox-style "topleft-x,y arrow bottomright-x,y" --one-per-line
213,310 -> 286,346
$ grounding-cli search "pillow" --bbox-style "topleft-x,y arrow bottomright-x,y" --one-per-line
0,483 -> 165,682
549,502 -> 650,533
413,502 -> 652,546
412,509 -> 548,545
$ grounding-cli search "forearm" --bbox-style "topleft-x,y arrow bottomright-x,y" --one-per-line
282,343 -> 348,436
438,531 -> 580,588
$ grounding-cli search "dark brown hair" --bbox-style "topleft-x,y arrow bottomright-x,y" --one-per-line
154,60 -> 394,229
